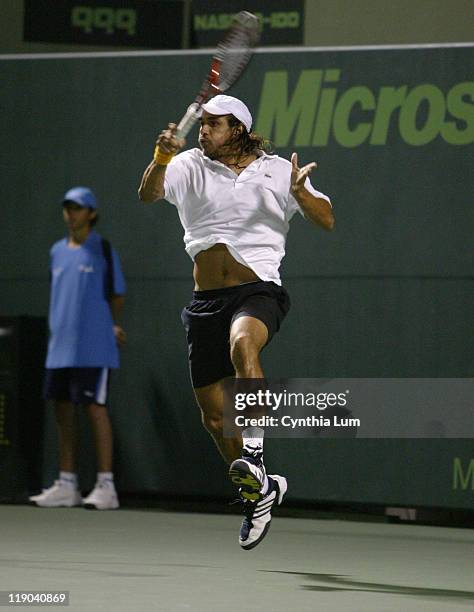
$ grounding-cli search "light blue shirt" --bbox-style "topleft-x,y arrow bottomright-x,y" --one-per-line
46,231 -> 126,368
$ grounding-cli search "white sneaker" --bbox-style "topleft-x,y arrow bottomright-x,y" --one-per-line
229,454 -> 267,502
83,481 -> 119,510
238,474 -> 287,550
29,480 -> 82,507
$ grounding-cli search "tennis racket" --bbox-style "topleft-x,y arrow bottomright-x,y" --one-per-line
176,11 -> 260,139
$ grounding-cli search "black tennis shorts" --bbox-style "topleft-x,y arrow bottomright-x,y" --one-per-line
181,280 -> 290,388
43,368 -> 111,406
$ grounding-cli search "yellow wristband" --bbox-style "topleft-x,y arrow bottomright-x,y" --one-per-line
154,147 -> 175,165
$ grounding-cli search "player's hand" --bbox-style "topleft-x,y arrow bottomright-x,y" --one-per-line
290,152 -> 317,196
156,123 -> 185,156
113,325 -> 126,347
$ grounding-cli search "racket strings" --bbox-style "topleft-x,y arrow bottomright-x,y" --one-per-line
215,19 -> 259,91
176,11 -> 260,136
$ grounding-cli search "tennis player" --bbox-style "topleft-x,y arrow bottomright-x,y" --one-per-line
139,95 -> 334,549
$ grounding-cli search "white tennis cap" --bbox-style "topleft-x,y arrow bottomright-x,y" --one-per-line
201,95 -> 252,132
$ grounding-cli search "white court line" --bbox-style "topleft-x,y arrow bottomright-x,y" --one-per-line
0,41 -> 473,61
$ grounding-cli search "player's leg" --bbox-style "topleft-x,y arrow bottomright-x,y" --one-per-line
228,314 -> 270,498
194,380 -> 241,464
227,289 -> 290,550
192,312 -> 269,463
86,402 -> 113,473
181,288 -> 239,462
55,399 -> 79,473
81,368 -> 119,510
229,314 -> 268,378
30,370 -> 82,507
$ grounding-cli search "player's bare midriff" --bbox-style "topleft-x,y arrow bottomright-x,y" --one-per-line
193,243 -> 260,290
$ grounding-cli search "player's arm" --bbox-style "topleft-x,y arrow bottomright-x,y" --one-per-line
138,123 -> 185,203
290,153 -> 335,231
109,294 -> 126,346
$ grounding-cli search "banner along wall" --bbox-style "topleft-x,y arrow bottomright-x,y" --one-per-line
1,45 -> 472,509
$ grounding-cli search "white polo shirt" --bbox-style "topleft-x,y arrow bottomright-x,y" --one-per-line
164,148 -> 331,285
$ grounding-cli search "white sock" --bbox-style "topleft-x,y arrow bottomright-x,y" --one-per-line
59,471 -> 77,487
242,427 -> 269,495
97,472 -> 114,486
242,427 -> 264,456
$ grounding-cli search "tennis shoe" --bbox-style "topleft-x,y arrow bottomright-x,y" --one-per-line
83,480 -> 119,510
228,451 -> 266,502
29,480 -> 82,508
237,474 -> 287,550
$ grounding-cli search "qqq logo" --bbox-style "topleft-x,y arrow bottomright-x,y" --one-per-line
71,6 -> 137,36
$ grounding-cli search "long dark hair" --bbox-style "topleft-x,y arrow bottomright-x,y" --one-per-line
226,116 -> 273,160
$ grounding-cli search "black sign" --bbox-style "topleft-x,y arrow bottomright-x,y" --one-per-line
192,0 -> 304,47
24,0 -> 186,49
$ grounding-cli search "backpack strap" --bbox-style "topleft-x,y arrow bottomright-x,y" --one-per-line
101,238 -> 114,302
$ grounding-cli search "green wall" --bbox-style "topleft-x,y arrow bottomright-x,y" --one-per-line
304,0 -> 474,46
1,46 -> 472,508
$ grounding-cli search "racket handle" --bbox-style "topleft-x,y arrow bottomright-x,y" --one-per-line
176,103 -> 200,139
